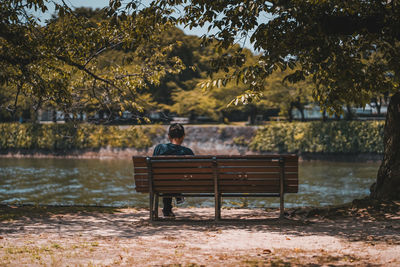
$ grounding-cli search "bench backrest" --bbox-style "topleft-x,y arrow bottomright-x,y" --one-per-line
133,155 -> 298,194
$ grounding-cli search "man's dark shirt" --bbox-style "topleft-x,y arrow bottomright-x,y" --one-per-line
153,143 -> 194,156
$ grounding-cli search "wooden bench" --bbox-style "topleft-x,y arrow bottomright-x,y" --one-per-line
133,155 -> 298,221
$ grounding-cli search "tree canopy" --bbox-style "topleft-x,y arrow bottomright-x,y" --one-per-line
146,0 -> 399,113
1,0 -> 184,122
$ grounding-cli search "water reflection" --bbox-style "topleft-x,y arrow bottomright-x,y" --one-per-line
0,158 -> 380,208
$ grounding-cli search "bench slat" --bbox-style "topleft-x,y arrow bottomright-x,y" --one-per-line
217,160 -> 298,167
216,155 -> 297,160
152,168 -> 213,174
135,187 -> 298,194
151,161 -> 213,168
135,173 -> 298,180
153,179 -> 297,187
152,174 -> 213,180
219,173 -> 298,179
219,186 -> 298,193
217,166 -> 298,173
152,185 -> 297,193
133,162 -> 147,168
154,180 -> 214,186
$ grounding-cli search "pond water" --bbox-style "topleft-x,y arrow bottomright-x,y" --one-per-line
0,158 -> 380,208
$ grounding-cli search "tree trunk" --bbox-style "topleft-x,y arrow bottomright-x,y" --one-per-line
52,110 -> 57,123
374,97 -> 382,116
370,91 -> 400,200
293,101 -> 305,121
287,103 -> 294,122
322,109 -> 327,122
247,105 -> 257,125
299,107 -> 305,121
376,104 -> 381,116
345,105 -> 353,120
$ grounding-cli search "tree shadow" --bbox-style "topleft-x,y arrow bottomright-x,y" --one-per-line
0,200 -> 399,245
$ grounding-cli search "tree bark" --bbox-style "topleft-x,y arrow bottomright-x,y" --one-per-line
298,106 -> 305,121
52,110 -> 57,123
345,105 -> 353,120
287,103 -> 294,122
293,101 -> 305,121
247,105 -> 257,125
322,109 -> 327,122
370,91 -> 400,200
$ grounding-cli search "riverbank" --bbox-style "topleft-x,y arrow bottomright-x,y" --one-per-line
0,200 -> 399,266
0,149 -> 383,162
1,122 -> 385,159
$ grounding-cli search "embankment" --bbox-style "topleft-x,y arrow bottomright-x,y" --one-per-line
0,122 -> 384,161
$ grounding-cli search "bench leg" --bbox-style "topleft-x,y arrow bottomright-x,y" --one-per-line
154,193 -> 159,220
215,193 -> 221,221
149,191 -> 154,221
280,193 -> 284,219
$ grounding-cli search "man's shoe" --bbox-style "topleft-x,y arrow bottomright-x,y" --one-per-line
163,211 -> 175,218
176,197 -> 185,205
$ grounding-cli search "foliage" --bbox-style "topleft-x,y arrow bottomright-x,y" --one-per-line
0,1 -> 184,121
0,123 -> 165,151
1,1 -> 319,123
164,47 -> 315,122
167,87 -> 219,120
250,121 -> 384,154
144,0 -> 399,113
262,70 -> 315,121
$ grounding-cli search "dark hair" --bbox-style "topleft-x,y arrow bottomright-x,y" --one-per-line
168,123 -> 185,139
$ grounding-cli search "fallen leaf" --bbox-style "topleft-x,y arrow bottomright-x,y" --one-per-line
263,249 -> 272,254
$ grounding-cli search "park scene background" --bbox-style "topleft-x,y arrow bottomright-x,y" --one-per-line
1,0 -> 399,266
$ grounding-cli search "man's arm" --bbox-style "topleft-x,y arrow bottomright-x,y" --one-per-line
186,148 -> 194,155
153,144 -> 162,156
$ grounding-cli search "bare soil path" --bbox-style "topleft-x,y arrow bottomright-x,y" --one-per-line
0,202 -> 399,266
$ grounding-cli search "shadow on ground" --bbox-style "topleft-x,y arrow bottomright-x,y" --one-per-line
0,200 -> 399,245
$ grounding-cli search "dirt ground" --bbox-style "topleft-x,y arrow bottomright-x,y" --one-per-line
0,201 -> 399,266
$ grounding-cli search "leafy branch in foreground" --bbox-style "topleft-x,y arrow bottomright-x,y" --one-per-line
0,1 -> 185,121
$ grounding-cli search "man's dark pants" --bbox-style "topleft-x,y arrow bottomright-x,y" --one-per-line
162,197 -> 173,215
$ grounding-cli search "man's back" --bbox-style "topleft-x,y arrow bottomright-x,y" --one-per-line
153,143 -> 194,156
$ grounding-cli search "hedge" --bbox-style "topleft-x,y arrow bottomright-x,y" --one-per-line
249,121 -> 385,154
0,123 -> 165,151
0,121 -> 385,154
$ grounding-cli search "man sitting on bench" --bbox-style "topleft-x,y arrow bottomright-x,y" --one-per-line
153,123 -> 194,217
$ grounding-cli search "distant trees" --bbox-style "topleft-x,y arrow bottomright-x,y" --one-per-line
263,70 -> 314,122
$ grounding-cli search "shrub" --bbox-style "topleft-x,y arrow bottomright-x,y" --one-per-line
0,123 -> 165,151
249,121 -> 384,154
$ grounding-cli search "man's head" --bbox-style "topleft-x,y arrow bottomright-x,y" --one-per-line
168,123 -> 185,144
